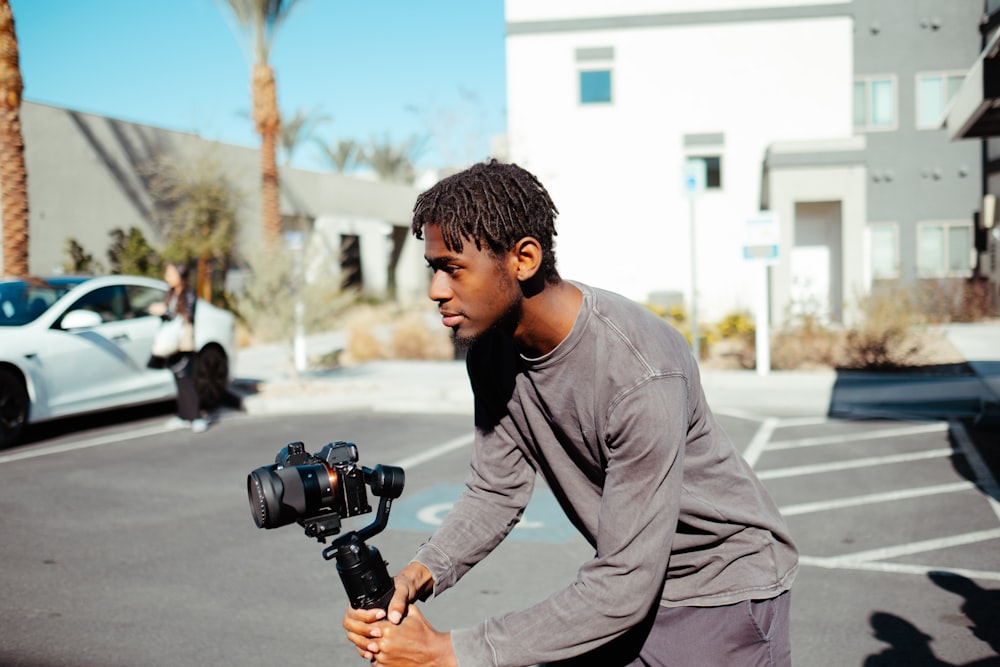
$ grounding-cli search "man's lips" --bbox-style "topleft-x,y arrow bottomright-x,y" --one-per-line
440,312 -> 463,328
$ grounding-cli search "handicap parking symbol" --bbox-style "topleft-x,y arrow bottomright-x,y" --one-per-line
390,484 -> 579,543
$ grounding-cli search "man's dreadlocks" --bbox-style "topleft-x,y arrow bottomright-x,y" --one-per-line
411,159 -> 561,284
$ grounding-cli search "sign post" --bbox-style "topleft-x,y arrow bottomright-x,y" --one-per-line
285,230 -> 307,374
742,212 -> 780,376
683,159 -> 707,361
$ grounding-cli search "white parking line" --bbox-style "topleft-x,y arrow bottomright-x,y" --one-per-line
392,433 -> 474,470
0,423 -> 182,465
779,481 -> 975,516
743,417 -> 778,468
754,416 -> 1000,583
822,527 -> 1000,564
768,421 -> 947,451
798,555 -> 1000,582
757,447 -> 954,479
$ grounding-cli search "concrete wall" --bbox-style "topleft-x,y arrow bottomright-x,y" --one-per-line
7,101 -> 423,298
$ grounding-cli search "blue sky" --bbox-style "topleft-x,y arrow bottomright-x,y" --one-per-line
9,0 -> 507,170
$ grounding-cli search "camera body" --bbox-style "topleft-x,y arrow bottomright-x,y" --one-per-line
248,441 -> 373,538
246,441 -> 405,610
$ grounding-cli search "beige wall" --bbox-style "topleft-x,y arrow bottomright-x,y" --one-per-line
5,101 -> 420,288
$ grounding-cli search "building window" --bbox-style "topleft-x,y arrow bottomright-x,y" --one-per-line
686,155 -> 722,190
917,221 -> 973,277
854,76 -> 897,131
868,223 -> 899,280
916,72 -> 965,129
577,46 -> 613,105
579,70 -> 612,104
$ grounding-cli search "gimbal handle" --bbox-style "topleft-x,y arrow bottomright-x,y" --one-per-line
320,463 -> 405,610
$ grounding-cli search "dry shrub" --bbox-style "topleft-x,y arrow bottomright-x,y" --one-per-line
836,287 -> 923,370
341,305 -> 391,364
391,311 -> 454,360
770,315 -> 839,370
910,277 -> 998,323
341,303 -> 454,364
232,248 -> 356,344
704,310 -> 757,369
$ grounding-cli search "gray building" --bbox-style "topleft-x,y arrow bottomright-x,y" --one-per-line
764,0 -> 986,323
5,101 -> 427,301
946,0 -> 1000,297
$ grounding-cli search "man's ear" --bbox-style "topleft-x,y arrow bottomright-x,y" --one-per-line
511,236 -> 542,282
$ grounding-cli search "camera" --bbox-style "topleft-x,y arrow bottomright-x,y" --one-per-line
247,441 -> 405,611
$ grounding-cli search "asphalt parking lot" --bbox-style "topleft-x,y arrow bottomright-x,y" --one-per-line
0,382 -> 997,666
2,318 -> 999,666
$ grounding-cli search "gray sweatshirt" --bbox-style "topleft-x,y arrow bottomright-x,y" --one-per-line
413,282 -> 798,667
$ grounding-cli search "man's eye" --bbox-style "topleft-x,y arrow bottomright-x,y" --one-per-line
426,261 -> 459,275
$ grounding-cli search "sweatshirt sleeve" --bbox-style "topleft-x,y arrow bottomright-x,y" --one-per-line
412,410 -> 537,597
445,375 -> 689,667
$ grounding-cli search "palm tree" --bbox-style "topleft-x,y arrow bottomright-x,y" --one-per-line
279,107 -> 330,166
315,137 -> 361,174
149,154 -> 240,301
219,0 -> 300,247
361,134 -> 426,185
0,0 -> 28,277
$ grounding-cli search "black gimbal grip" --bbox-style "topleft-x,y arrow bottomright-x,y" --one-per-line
335,536 -> 395,611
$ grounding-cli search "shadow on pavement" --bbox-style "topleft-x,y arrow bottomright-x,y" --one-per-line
828,361 -> 1000,475
929,572 -> 1000,657
829,362 -> 1000,666
863,573 -> 1000,666
829,363 -> 991,422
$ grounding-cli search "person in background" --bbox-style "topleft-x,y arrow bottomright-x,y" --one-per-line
149,262 -> 208,433
342,160 -> 798,666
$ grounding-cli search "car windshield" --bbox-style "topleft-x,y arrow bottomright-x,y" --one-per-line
0,279 -> 82,326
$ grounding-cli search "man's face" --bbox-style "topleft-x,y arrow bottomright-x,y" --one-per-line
424,223 -> 521,349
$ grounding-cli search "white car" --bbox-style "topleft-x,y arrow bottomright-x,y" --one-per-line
0,275 -> 237,448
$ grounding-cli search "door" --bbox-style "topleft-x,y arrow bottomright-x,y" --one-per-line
792,201 -> 843,323
42,285 -> 173,415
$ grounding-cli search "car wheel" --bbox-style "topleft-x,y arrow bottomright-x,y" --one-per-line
0,367 -> 29,449
194,346 -> 229,409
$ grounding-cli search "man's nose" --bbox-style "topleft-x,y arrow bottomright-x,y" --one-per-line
428,270 -> 450,302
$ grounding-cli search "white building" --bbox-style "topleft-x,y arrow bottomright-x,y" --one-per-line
504,0 -> 984,326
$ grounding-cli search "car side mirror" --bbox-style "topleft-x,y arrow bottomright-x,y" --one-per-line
62,309 -> 104,330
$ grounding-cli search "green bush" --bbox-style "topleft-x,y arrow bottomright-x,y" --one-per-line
107,227 -> 162,278
61,238 -> 104,275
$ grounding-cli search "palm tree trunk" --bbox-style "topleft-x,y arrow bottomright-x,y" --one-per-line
197,255 -> 211,302
0,0 -> 28,277
252,62 -> 281,246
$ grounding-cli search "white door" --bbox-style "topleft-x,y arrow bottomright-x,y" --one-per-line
789,246 -> 831,323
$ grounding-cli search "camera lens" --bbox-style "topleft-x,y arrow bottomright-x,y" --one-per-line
247,463 -> 338,529
248,467 -> 281,528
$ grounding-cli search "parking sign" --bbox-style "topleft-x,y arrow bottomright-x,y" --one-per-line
743,212 -> 780,263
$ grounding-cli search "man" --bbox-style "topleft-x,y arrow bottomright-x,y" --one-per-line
343,159 -> 798,667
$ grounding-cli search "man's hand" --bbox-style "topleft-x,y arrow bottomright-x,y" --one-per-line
342,563 -> 437,662
369,604 -> 456,667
